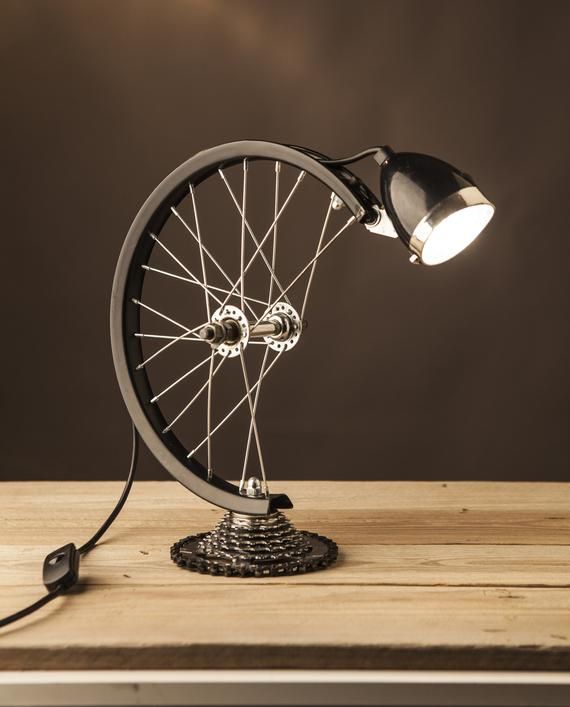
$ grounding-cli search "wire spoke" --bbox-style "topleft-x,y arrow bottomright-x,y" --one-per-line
151,354 -> 212,404
301,192 -> 334,321
171,206 -> 258,319
135,333 -> 204,342
268,161 -> 280,304
238,348 -> 267,494
164,354 -> 225,433
143,264 -> 222,307
142,265 -> 269,308
240,159 -> 247,312
190,185 -> 211,320
132,298 -> 207,369
148,234 -> 222,310
218,170 -> 306,311
188,349 -> 284,458
137,327 -> 206,369
285,214 -> 356,303
237,162 -> 281,491
218,167 -> 292,306
240,345 -> 270,493
206,351 -> 215,479
249,214 -> 356,331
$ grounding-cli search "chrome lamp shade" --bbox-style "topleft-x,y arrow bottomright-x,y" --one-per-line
379,151 -> 495,265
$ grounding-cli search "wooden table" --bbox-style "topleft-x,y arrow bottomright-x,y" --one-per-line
2,480 -> 570,705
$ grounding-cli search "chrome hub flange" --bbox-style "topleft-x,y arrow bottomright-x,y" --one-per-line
203,305 -> 249,358
262,302 -> 302,352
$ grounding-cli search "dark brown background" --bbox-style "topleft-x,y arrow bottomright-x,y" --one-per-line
1,0 -> 569,484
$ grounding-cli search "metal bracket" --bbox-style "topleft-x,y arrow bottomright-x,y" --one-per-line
365,205 -> 399,239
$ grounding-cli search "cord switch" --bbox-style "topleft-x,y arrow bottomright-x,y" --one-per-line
42,543 -> 80,592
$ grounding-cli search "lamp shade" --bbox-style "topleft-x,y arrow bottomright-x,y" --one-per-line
380,152 -> 494,265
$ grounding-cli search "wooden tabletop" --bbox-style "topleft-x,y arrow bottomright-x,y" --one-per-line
1,481 -> 570,671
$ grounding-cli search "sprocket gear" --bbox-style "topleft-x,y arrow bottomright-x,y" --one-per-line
171,510 -> 338,577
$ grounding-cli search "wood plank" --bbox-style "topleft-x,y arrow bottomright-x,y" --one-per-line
3,512 -> 569,545
2,544 -> 570,588
2,481 -> 569,545
2,481 -> 570,671
1,585 -> 570,670
4,480 -> 570,511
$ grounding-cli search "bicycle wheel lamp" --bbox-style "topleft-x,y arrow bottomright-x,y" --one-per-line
110,141 -> 494,577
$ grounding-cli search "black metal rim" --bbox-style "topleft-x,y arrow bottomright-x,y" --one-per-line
110,140 -> 375,514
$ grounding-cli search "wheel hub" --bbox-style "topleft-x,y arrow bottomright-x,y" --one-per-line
198,303 -> 302,357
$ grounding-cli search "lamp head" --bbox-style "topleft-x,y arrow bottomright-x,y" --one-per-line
379,151 -> 495,265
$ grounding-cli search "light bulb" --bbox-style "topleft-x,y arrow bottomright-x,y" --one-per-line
419,203 -> 495,265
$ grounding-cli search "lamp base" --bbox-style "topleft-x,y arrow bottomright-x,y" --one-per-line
171,510 -> 337,577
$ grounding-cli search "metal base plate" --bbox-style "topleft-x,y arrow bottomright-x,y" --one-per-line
171,511 -> 338,577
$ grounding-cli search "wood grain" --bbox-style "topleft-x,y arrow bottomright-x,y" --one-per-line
1,481 -> 570,670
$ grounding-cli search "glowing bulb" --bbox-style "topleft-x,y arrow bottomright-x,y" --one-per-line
419,203 -> 494,265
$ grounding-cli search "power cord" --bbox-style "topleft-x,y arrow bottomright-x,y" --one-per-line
320,146 -> 386,166
286,144 -> 393,167
0,423 -> 139,629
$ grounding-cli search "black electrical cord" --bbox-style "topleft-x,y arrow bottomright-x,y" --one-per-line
0,586 -> 65,628
320,146 -> 387,166
286,143 -> 391,167
78,423 -> 139,555
0,423 -> 139,629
